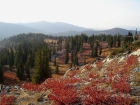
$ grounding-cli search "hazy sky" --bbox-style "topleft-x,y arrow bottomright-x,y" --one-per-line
0,0 -> 140,29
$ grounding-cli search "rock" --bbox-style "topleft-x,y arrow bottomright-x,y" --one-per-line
130,86 -> 140,96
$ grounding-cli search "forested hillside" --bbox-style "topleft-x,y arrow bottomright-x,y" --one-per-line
0,31 -> 140,104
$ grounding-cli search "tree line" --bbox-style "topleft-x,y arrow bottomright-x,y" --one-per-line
0,31 -> 138,84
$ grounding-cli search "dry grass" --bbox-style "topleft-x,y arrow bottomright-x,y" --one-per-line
44,39 -> 58,43
50,62 -> 69,73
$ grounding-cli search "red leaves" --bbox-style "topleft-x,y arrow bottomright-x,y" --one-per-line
68,70 -> 78,77
49,86 -> 79,105
82,86 -> 132,105
22,82 -> 40,91
126,55 -> 138,66
40,78 -> 81,91
88,72 -> 97,79
121,55 -> 138,73
82,86 -> 112,105
96,61 -> 103,68
20,55 -> 138,104
84,64 -> 92,70
112,79 -> 131,93
43,78 -> 81,104
0,95 -> 15,105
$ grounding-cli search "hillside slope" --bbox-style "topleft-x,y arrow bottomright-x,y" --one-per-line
0,21 -> 140,40
0,22 -> 45,40
20,21 -> 89,33
1,48 -> 140,104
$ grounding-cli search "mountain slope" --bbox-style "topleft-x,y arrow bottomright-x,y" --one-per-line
0,21 -> 140,40
53,28 -> 140,36
0,22 -> 46,39
101,28 -> 135,35
20,21 -> 90,33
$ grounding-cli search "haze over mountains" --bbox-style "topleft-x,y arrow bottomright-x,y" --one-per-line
0,21 -> 139,40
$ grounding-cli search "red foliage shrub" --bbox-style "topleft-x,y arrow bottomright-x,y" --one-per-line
84,64 -> 92,70
40,78 -> 81,91
40,78 -> 81,104
121,55 -> 138,73
0,95 -> 15,105
68,70 -> 78,77
22,82 -> 40,91
82,86 -> 132,105
112,77 -> 131,93
49,86 -> 79,105
88,72 -> 97,79
96,61 -> 103,68
82,86 -> 113,104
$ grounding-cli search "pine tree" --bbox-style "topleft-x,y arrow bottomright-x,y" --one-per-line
16,64 -> 20,79
84,58 -> 86,65
91,41 -> 99,57
43,47 -> 52,79
14,45 -> 23,68
70,63 -> 72,68
24,64 -> 31,81
91,46 -> 95,58
94,45 -> 98,57
32,47 -> 52,84
9,48 -> 14,68
99,46 -> 102,55
48,49 -> 51,61
107,36 -> 113,48
128,31 -> 133,42
32,49 -> 43,84
75,55 -> 79,66
54,56 -> 56,66
26,54 -> 34,67
117,34 -> 121,47
65,41 -> 69,52
55,64 -> 59,74
71,51 -> 74,62
135,28 -> 138,41
65,51 -> 69,64
0,64 -> 4,83
16,61 -> 24,80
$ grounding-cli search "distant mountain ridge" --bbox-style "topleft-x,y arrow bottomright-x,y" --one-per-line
20,21 -> 90,33
0,21 -> 140,40
53,28 -> 140,36
0,22 -> 46,40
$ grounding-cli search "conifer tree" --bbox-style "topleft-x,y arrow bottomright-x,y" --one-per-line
54,56 -> 56,66
84,58 -> 86,65
14,45 -> 23,68
75,55 -> 79,66
91,41 -> 99,57
70,63 -> 72,68
24,64 -> 31,81
16,64 -> 20,79
94,45 -> 98,57
91,46 -> 95,58
9,48 -> 14,68
99,46 -> 102,55
71,51 -> 74,63
32,47 -> 52,84
65,51 -> 69,64
16,61 -> 24,80
48,49 -> 51,61
55,63 -> 59,74
26,54 -> 34,67
43,47 -> 52,79
32,49 -> 42,83
0,64 -> 3,83
117,34 -> 121,47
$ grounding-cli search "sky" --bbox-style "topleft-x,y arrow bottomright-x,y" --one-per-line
0,0 -> 140,30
